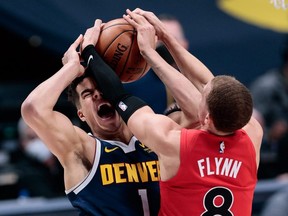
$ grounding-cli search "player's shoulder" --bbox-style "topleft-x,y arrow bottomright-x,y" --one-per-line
242,118 -> 263,150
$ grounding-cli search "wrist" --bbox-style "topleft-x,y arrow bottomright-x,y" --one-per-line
64,61 -> 84,77
115,96 -> 147,124
81,44 -> 95,64
161,30 -> 174,46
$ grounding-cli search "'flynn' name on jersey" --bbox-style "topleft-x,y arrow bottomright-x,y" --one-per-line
100,160 -> 160,185
197,157 -> 242,178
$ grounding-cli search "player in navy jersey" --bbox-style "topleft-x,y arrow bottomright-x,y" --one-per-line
21,47 -> 160,215
66,136 -> 159,215
21,15 -> 198,216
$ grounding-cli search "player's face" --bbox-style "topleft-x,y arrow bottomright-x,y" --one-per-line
76,77 -> 124,138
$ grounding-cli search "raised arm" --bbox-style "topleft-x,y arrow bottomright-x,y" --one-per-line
21,35 -> 88,167
123,10 -> 201,128
131,8 -> 214,91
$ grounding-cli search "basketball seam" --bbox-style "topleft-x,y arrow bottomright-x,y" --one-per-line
102,23 -> 132,31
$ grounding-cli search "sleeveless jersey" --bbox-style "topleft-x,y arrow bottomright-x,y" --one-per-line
159,128 -> 257,216
66,136 -> 160,216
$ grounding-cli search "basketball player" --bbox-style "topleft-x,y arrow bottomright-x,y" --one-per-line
21,36 -> 160,215
79,8 -> 263,216
20,16 -> 201,216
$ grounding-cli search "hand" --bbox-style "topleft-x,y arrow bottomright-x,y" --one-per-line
123,9 -> 156,55
131,8 -> 167,42
81,19 -> 102,51
62,34 -> 85,76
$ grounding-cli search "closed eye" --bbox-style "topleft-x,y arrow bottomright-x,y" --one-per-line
81,89 -> 93,98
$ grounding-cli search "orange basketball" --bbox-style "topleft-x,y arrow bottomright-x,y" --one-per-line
95,18 -> 150,83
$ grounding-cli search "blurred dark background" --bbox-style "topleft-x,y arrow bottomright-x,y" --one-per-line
0,0 -> 286,127
0,0 -> 287,128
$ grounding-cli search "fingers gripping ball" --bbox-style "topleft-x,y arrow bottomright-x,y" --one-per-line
95,18 -> 150,83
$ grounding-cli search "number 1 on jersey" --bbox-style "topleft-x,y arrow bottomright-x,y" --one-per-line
138,189 -> 150,216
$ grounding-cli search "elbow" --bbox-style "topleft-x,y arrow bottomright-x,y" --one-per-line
21,97 -> 41,124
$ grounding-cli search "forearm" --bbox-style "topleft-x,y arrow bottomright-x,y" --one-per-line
162,33 -> 214,91
142,47 -> 201,125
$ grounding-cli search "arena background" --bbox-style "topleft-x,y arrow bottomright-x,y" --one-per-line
1,0 -> 287,122
0,0 -> 288,215
0,0 -> 287,126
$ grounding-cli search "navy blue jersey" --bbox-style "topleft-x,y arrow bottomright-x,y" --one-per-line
66,136 -> 160,216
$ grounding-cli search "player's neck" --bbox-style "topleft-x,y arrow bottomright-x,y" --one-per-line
204,124 -> 234,136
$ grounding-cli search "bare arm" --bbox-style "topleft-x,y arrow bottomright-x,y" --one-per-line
142,46 -> 201,128
128,106 -> 182,180
243,117 -> 263,168
132,8 -> 214,91
21,35 -> 88,167
124,10 -> 201,128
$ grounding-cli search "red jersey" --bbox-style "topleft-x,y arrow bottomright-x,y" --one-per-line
159,128 -> 257,216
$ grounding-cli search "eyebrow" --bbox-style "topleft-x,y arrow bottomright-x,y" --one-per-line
80,88 -> 92,97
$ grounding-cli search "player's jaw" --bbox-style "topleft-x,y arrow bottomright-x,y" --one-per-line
97,102 -> 115,120
95,100 -> 123,127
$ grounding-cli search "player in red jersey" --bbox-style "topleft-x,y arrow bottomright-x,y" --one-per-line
123,9 -> 263,215
79,8 -> 263,215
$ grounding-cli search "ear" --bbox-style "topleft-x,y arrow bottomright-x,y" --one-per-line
204,113 -> 211,125
207,113 -> 217,130
77,110 -> 86,122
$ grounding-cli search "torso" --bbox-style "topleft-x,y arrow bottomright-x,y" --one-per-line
159,128 -> 257,216
66,136 -> 160,216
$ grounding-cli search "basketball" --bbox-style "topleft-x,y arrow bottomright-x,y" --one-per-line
95,18 -> 151,83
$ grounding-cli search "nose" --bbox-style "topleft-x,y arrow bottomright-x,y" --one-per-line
93,89 -> 103,99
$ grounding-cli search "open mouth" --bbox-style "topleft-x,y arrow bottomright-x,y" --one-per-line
97,103 -> 115,119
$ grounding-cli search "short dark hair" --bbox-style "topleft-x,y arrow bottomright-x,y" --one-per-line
207,75 -> 253,132
67,71 -> 91,108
